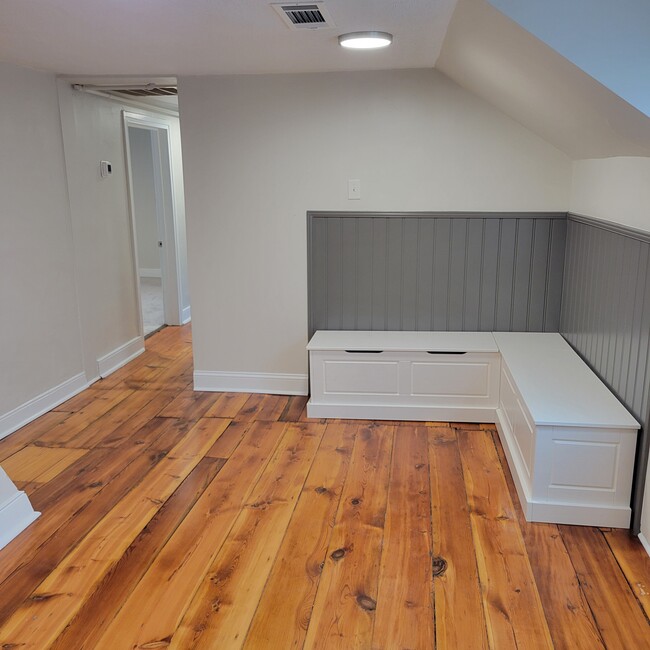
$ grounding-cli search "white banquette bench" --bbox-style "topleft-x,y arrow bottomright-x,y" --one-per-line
307,330 -> 639,528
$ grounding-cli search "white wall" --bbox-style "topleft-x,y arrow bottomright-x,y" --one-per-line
129,127 -> 161,274
57,85 -> 191,375
0,63 -> 190,438
570,157 -> 650,232
179,68 -> 571,386
0,62 -> 85,422
57,84 -> 142,380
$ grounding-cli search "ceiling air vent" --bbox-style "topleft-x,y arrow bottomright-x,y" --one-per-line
72,83 -> 177,97
116,87 -> 177,98
272,3 -> 335,30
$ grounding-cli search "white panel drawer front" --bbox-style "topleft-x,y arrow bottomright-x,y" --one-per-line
550,440 -> 618,491
412,360 -> 489,398
323,360 -> 400,395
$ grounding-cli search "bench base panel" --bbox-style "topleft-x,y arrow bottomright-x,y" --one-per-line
496,410 -> 632,528
306,401 -> 496,423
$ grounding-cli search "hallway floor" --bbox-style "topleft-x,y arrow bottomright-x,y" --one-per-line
140,276 -> 164,335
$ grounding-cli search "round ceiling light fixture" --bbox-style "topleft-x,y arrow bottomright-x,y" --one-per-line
338,31 -> 393,50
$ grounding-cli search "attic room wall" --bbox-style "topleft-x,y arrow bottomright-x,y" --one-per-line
178,68 -> 571,390
0,62 -> 85,435
570,157 -> 650,232
57,84 -> 142,381
56,84 -> 191,378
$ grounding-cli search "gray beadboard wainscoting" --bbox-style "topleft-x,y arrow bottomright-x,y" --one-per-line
561,214 -> 650,533
308,212 -> 567,337
307,210 -> 650,532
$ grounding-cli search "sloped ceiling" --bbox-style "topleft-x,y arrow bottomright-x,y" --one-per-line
436,0 -> 650,159
487,0 -> 650,119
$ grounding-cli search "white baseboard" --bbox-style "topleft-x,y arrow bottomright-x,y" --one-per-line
139,268 -> 162,278
97,336 -> 145,378
194,371 -> 308,396
528,500 -> 631,528
639,533 -> 650,557
0,372 -> 88,442
181,305 -> 191,325
306,401 -> 496,423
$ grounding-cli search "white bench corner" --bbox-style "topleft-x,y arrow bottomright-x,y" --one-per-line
493,332 -> 639,528
307,329 -> 639,528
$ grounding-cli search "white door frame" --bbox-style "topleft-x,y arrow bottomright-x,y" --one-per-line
122,111 -> 184,331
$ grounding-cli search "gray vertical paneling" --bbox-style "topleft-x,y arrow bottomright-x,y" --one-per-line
528,219 -> 550,330
401,219 -> 419,330
385,218 -> 403,330
561,215 -> 650,533
464,219 -> 484,330
340,218 -> 358,330
309,217 -> 328,332
432,218 -> 451,330
325,218 -> 342,329
370,218 -> 387,330
545,218 -> 567,333
448,218 -> 467,330
356,218 -> 374,330
512,219 -> 534,331
479,219 -> 500,330
416,219 -> 435,330
495,219 -> 517,331
309,212 -> 566,336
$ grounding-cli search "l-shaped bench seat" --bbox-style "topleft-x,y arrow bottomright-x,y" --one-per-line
307,330 -> 639,528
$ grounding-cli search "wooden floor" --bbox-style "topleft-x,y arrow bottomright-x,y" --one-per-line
0,325 -> 649,649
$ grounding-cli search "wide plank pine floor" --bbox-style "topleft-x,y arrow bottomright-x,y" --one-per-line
0,324 -> 649,649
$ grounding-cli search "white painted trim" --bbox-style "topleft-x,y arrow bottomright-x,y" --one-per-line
0,488 -> 40,551
0,372 -> 88,442
0,467 -> 41,548
307,401 -> 496,423
495,409 -> 534,516
527,499 -> 631,528
123,112 -> 184,327
194,371 -> 308,396
638,533 -> 650,557
97,336 -> 144,378
181,305 -> 191,325
139,268 -> 162,278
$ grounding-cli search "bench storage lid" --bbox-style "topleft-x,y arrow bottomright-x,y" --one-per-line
307,330 -> 499,353
493,332 -> 639,430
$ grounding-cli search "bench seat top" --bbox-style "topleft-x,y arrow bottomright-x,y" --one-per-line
493,332 -> 639,430
307,330 -> 499,353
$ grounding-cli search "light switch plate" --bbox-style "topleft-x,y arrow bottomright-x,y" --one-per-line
348,179 -> 361,200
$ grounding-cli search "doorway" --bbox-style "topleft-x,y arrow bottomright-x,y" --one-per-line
128,126 -> 165,334
123,112 -> 188,338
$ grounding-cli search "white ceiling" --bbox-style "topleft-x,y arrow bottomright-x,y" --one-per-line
0,0 -> 457,76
